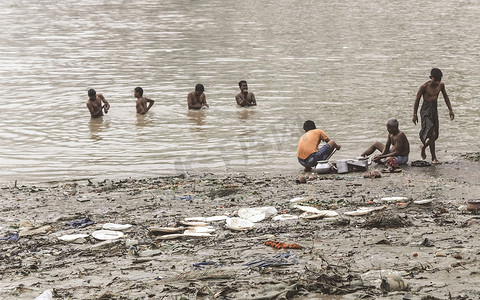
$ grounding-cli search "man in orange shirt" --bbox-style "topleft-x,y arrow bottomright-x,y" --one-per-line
297,120 -> 341,171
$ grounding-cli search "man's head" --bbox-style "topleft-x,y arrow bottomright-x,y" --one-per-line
88,89 -> 96,100
430,68 -> 443,83
303,120 -> 316,132
386,118 -> 399,134
238,80 -> 248,93
134,86 -> 143,98
195,83 -> 204,96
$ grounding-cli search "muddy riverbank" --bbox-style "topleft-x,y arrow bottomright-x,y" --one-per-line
1,157 -> 480,299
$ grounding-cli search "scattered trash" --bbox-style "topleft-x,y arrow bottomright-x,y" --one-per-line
364,211 -> 412,228
296,175 -> 307,184
184,216 -> 228,222
237,206 -> 277,222
192,261 -> 216,270
300,211 -> 338,219
0,232 -> 19,241
58,234 -> 89,242
289,196 -> 312,203
34,289 -> 53,300
226,217 -> 254,231
155,233 -> 184,240
344,206 -> 385,216
376,196 -> 409,203
102,223 -> 132,231
149,227 -> 185,234
380,275 -> 408,292
294,205 -> 338,219
180,220 -> 209,227
413,198 -> 435,205
173,195 -> 193,200
183,231 -> 212,237
66,217 -> 95,229
272,214 -> 299,221
467,199 -> 480,211
420,237 -> 435,247
184,226 -> 215,234
91,230 -> 124,240
244,250 -> 299,268
264,240 -> 302,249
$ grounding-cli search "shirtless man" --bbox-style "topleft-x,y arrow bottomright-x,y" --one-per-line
360,119 -> 410,164
235,80 -> 256,107
86,89 -> 110,118
412,68 -> 454,164
187,84 -> 209,109
134,87 -> 155,114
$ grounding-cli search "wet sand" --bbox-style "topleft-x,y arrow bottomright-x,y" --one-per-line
1,157 -> 480,299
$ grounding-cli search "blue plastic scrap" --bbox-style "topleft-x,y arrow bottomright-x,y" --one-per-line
0,233 -> 19,241
65,217 -> 95,229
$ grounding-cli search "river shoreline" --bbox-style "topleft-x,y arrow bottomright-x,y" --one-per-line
1,157 -> 480,299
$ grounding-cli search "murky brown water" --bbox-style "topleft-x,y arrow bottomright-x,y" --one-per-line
0,0 -> 479,184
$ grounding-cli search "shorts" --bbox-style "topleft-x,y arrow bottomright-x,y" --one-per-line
298,144 -> 331,168
395,156 -> 409,165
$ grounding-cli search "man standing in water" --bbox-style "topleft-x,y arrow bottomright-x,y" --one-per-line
412,68 -> 454,164
187,84 -> 209,109
86,89 -> 110,118
134,87 -> 155,114
235,80 -> 256,107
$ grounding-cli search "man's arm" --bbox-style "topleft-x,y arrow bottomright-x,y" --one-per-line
98,93 -> 110,113
412,84 -> 425,125
235,94 -> 249,106
441,83 -> 454,120
145,98 -> 155,112
201,94 -> 209,107
249,93 -> 257,106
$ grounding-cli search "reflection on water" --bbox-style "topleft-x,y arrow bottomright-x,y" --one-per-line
88,117 -> 110,141
0,0 -> 479,184
187,110 -> 207,127
136,113 -> 155,128
237,108 -> 257,122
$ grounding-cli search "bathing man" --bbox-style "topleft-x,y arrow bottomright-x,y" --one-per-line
86,89 -> 110,118
235,80 -> 256,107
360,119 -> 410,165
297,120 -> 341,171
412,68 -> 454,164
187,84 -> 209,109
134,87 -> 155,114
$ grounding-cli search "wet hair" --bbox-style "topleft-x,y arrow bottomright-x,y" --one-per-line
430,68 -> 443,81
195,83 -> 205,92
303,120 -> 316,132
238,80 -> 247,88
134,86 -> 143,97
88,89 -> 96,98
386,118 -> 399,128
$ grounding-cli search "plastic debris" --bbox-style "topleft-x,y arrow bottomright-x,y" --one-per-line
58,234 -> 89,242
91,230 -> 124,240
34,289 -> 53,300
226,217 -> 254,231
102,223 -> 132,231
66,217 -> 95,229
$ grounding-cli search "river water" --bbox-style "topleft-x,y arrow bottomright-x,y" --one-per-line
0,0 -> 479,184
